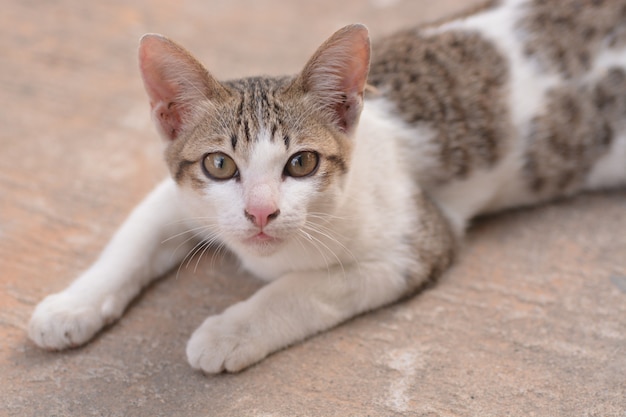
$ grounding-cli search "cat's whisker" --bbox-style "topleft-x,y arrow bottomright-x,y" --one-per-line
302,220 -> 350,253
165,215 -> 220,227
166,223 -> 221,263
176,229 -> 222,279
194,231 -> 227,273
303,222 -> 363,278
300,229 -> 314,242
306,212 -> 351,224
167,226 -> 212,269
161,223 -> 220,244
209,240 -> 225,272
175,239 -> 204,280
299,227 -> 346,278
194,239 -> 214,273
296,230 -> 332,277
303,216 -> 351,241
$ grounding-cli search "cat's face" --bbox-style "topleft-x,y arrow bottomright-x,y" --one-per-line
138,25 -> 370,256
168,78 -> 353,256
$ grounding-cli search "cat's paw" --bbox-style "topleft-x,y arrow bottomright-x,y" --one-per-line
186,306 -> 270,373
28,291 -> 116,350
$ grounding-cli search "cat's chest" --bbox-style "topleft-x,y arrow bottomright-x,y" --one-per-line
235,239 -> 341,281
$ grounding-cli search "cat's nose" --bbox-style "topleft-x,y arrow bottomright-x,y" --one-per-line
244,206 -> 280,229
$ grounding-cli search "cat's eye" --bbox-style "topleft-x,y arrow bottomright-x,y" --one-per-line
284,151 -> 319,178
202,152 -> 239,180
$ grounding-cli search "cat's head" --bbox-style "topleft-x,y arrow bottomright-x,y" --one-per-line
138,25 -> 370,257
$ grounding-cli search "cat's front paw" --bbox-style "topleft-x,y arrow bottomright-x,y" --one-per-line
186,305 -> 270,373
28,291 -> 116,350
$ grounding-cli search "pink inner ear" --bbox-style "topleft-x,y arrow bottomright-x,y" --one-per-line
339,29 -> 370,95
144,76 -> 177,110
139,36 -> 185,141
152,101 -> 183,140
138,34 -> 214,142
337,51 -> 370,132
139,36 -> 177,106
141,67 -> 184,139
299,24 -> 371,134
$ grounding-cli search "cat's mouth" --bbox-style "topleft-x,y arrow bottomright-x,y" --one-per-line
244,231 -> 283,246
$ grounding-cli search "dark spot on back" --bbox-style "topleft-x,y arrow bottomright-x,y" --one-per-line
522,69 -> 624,197
369,29 -> 510,185
518,0 -> 626,77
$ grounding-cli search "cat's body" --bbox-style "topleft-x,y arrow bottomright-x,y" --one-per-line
29,0 -> 626,373
369,0 -> 626,233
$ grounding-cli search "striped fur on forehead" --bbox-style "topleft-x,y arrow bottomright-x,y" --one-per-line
224,76 -> 294,149
165,75 -> 354,190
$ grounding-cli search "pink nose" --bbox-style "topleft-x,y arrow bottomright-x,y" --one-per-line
244,206 -> 280,228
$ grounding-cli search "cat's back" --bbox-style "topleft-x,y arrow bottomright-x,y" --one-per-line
367,0 -> 626,229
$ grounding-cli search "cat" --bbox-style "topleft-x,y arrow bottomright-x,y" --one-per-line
28,0 -> 626,373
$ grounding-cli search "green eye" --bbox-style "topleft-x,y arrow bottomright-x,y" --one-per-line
202,152 -> 238,180
285,151 -> 319,178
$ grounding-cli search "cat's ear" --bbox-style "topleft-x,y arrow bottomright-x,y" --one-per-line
138,34 -> 230,141
294,24 -> 370,134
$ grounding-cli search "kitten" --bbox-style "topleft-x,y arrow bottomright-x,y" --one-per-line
29,0 -> 626,373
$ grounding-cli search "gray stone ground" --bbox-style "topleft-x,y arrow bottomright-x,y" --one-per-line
1,0 -> 625,416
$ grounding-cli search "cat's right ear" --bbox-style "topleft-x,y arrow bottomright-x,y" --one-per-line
138,34 -> 229,141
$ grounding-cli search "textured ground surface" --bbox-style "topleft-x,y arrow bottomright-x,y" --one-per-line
1,1 -> 625,416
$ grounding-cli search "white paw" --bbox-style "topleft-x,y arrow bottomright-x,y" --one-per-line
186,305 -> 269,373
28,291 -> 117,350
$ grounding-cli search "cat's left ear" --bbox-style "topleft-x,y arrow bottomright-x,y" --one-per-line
138,34 -> 230,141
293,24 -> 371,135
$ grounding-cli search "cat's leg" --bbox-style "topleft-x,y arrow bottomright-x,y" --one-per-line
186,261 -> 424,373
29,178 -> 197,350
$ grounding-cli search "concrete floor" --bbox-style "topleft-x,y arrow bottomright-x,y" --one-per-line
1,0 -> 625,416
